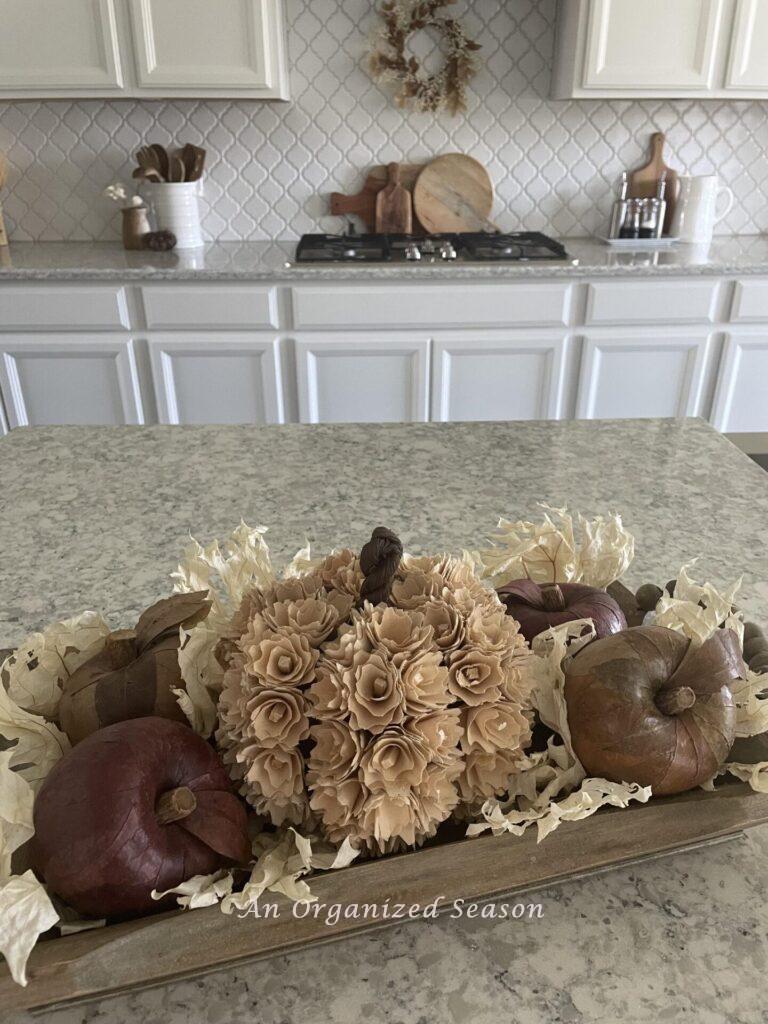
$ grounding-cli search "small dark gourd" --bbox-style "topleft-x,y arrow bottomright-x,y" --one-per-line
497,580 -> 627,644
59,592 -> 210,744
32,717 -> 251,918
564,625 -> 744,795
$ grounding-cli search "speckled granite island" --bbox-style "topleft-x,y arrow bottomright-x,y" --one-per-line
3,417 -> 768,1024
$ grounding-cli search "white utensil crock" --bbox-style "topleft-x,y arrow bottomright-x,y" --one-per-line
146,180 -> 205,249
670,175 -> 734,244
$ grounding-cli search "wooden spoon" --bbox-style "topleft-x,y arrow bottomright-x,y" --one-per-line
180,143 -> 206,182
149,143 -> 170,182
132,166 -> 163,183
168,153 -> 186,183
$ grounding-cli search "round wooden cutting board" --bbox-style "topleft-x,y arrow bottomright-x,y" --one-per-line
413,154 -> 496,233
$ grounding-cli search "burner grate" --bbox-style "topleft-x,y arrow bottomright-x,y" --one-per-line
295,231 -> 570,264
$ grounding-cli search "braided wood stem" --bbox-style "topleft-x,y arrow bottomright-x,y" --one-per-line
358,526 -> 404,607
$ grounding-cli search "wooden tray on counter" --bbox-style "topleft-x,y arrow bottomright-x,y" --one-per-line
4,782 -> 768,1014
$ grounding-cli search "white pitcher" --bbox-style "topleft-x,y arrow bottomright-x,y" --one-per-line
670,175 -> 734,244
146,180 -> 205,249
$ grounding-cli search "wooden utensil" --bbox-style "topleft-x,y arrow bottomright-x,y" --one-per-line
180,143 -> 206,182
629,131 -> 678,234
168,153 -> 186,183
413,154 -> 498,234
149,143 -> 170,182
375,162 -> 413,234
0,152 -> 8,247
330,163 -> 424,231
136,146 -> 164,181
132,166 -> 163,183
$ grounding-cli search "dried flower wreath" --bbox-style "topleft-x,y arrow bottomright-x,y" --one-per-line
369,0 -> 481,116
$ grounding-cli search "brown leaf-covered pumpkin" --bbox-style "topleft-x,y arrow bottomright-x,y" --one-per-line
32,717 -> 251,918
58,592 -> 211,744
564,625 -> 744,795
497,580 -> 627,643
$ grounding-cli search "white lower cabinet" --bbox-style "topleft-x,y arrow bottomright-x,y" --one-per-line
711,330 -> 768,433
431,332 -> 568,422
148,334 -> 284,425
0,334 -> 143,427
576,331 -> 712,419
295,333 -> 430,424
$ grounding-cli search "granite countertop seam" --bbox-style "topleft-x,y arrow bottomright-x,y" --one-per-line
2,235 -> 768,281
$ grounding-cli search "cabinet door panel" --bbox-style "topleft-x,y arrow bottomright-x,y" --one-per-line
296,334 -> 429,424
131,0 -> 286,94
432,333 -> 568,422
0,335 -> 143,426
711,331 -> 768,433
726,0 -> 768,91
583,0 -> 723,91
0,0 -> 123,91
148,335 -> 283,425
576,332 -> 712,420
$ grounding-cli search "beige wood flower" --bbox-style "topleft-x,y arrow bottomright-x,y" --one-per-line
360,728 -> 429,794
400,650 -> 452,714
310,778 -> 368,844
460,701 -> 530,755
391,571 -> 444,609
406,709 -> 463,763
414,763 -> 462,834
420,599 -> 465,653
346,651 -> 405,734
317,549 -> 364,598
362,789 -> 419,848
243,746 -> 308,825
465,604 -> 525,656
245,687 -> 310,749
362,606 -> 433,658
307,719 -> 363,784
458,749 -> 519,803
247,630 -> 318,688
262,595 -> 352,648
306,662 -> 348,720
448,647 -> 505,706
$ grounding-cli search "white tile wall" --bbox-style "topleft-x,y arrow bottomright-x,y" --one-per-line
1,0 -> 767,242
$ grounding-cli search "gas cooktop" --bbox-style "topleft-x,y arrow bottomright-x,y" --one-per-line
295,232 -> 574,264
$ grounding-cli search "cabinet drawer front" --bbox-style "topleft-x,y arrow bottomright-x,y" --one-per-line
293,284 -> 572,330
0,286 -> 130,330
731,280 -> 768,322
142,287 -> 279,328
586,281 -> 718,325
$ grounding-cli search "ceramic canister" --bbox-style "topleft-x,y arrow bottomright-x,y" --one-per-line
147,180 -> 205,249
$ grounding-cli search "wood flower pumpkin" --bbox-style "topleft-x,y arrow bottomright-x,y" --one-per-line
497,580 -> 627,643
58,592 -> 211,744
32,717 -> 251,918
564,625 -> 744,795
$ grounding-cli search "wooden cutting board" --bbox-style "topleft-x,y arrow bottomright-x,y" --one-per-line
629,131 -> 678,234
0,153 -> 9,247
413,154 -> 497,234
330,163 -> 424,232
375,162 -> 413,234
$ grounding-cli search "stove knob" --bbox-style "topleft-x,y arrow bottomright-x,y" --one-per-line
440,241 -> 458,261
405,243 -> 422,261
343,247 -> 358,258
421,239 -> 436,254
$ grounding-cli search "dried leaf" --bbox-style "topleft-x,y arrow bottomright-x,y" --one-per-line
0,870 -> 59,986
3,611 -> 110,719
731,669 -> 768,738
478,506 -> 634,589
152,869 -> 234,910
653,563 -> 743,647
0,750 -> 34,878
0,681 -> 70,791
135,592 -> 211,651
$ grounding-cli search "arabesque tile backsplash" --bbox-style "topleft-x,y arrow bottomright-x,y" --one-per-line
1,0 -> 767,243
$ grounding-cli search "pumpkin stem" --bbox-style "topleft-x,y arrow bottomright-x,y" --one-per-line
155,786 -> 197,825
540,583 -> 567,612
358,526 -> 404,607
656,686 -> 697,715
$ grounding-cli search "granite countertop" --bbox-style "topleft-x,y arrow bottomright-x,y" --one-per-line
3,417 -> 768,1024
2,235 -> 768,282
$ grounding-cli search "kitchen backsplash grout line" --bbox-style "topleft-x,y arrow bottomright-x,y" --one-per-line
1,0 -> 767,243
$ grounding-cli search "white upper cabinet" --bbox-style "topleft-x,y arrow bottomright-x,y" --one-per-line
725,0 -> 768,91
129,0 -> 289,97
0,0 -> 124,95
553,0 -> 768,99
0,0 -> 288,99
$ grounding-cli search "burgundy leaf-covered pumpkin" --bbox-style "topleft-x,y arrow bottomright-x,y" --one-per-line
497,580 -> 627,643
564,625 -> 743,795
32,717 -> 251,918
